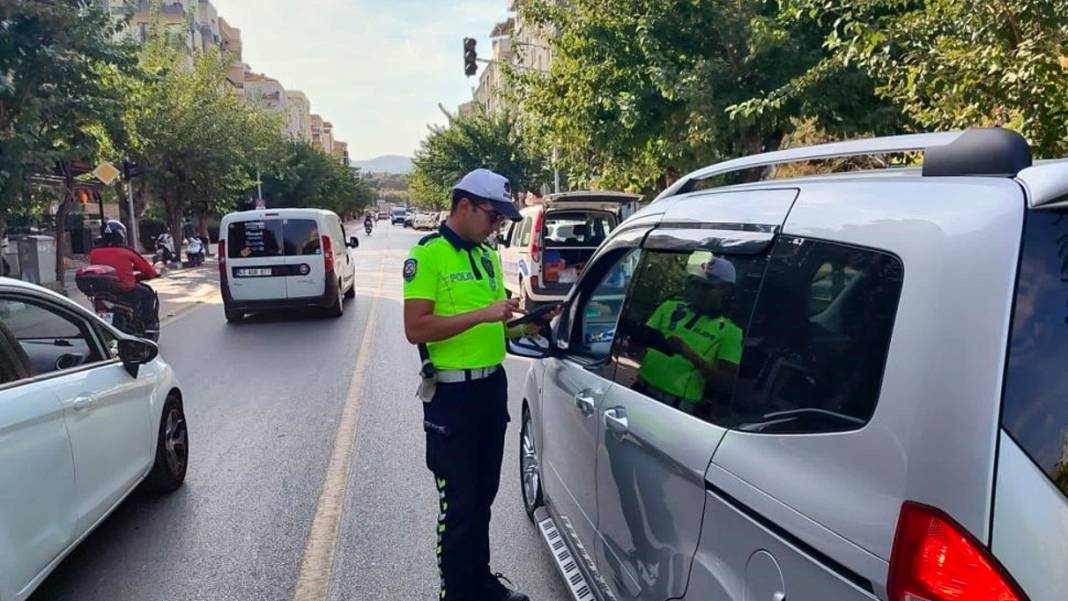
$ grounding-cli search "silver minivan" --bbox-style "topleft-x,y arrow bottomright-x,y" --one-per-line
218,209 -> 358,322
511,128 -> 1066,601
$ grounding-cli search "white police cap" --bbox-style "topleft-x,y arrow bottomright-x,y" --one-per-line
453,168 -> 521,220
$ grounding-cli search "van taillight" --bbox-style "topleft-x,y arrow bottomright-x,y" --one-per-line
322,235 -> 334,273
888,502 -> 1026,601
218,241 -> 226,277
530,209 -> 544,263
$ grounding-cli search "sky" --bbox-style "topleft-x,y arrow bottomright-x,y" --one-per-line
214,0 -> 507,160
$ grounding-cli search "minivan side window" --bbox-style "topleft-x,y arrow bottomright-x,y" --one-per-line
518,217 -> 533,247
612,250 -> 765,421
1002,210 -> 1068,499
726,237 -> 903,434
568,249 -> 641,360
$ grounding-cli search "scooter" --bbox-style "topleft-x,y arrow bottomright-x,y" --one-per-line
185,236 -> 206,267
153,233 -> 177,267
75,265 -> 160,342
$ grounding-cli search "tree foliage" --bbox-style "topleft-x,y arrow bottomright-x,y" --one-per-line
776,0 -> 1068,157
0,0 -> 136,276
409,109 -> 548,210
511,0 -> 902,193
260,140 -> 373,218
126,35 -> 285,243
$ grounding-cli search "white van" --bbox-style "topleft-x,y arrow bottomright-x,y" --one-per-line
499,191 -> 641,308
218,209 -> 358,322
412,211 -> 439,230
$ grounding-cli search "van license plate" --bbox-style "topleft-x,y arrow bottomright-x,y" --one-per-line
237,268 -> 273,277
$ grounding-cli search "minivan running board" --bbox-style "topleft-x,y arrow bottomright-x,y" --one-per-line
535,508 -> 597,601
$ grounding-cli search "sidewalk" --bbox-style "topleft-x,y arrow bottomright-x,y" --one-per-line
62,257 -> 222,324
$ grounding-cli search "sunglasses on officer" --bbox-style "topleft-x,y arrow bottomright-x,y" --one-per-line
471,202 -> 507,225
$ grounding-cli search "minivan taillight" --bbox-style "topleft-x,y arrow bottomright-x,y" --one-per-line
530,209 -> 544,264
218,241 -> 226,278
322,235 -> 334,274
888,502 -> 1026,601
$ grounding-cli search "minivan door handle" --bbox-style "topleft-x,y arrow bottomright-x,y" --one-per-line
574,391 -> 596,416
72,395 -> 96,412
604,408 -> 629,435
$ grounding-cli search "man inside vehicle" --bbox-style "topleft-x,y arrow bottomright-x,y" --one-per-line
632,253 -> 743,415
88,220 -> 161,332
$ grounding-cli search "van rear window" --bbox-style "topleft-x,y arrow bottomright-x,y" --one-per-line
283,219 -> 321,256
1002,210 -> 1068,498
228,220 -> 282,258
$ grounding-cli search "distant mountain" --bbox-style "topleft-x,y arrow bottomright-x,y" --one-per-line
352,155 -> 412,174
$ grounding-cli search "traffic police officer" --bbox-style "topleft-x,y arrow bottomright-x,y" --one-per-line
403,168 -> 536,601
635,255 -> 743,414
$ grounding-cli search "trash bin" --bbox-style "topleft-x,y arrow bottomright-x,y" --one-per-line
16,235 -> 57,285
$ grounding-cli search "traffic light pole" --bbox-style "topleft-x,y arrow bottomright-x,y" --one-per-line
126,180 -> 139,252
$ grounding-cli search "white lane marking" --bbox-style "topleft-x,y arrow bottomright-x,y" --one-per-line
291,257 -> 387,601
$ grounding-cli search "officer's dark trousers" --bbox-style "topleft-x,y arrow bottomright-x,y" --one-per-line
423,368 -> 509,601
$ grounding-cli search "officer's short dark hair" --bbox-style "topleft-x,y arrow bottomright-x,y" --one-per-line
451,189 -> 467,213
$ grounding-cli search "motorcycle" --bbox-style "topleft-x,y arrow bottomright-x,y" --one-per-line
364,221 -> 373,236
75,265 -> 160,342
153,233 -> 177,267
185,236 -> 206,267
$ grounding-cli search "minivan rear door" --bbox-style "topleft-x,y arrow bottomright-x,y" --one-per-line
282,217 -> 326,299
226,217 -> 287,301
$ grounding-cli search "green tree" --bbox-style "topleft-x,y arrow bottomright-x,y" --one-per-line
776,0 -> 1068,156
126,36 -> 284,245
409,108 -> 548,210
0,0 -> 135,277
512,0 -> 902,193
261,141 -> 372,218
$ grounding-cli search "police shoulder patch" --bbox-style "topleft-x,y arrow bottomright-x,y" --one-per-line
403,258 -> 418,282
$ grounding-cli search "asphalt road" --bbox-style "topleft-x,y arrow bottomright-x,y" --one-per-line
29,223 -> 568,601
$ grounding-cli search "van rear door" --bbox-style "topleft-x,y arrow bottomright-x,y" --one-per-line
539,209 -> 616,292
282,217 -> 326,299
225,217 -> 286,301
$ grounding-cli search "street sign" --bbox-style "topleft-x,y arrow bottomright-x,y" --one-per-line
93,162 -> 121,185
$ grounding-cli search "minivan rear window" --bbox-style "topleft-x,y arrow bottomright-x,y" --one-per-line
228,220 -> 282,258
1002,210 -> 1068,498
543,212 -> 614,247
284,219 -> 321,256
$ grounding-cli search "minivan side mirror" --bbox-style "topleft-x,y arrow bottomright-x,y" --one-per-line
507,334 -> 552,359
118,338 -> 158,377
348,236 -> 359,248
496,232 -> 509,247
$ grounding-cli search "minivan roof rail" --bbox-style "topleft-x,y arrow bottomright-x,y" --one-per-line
655,128 -> 1032,202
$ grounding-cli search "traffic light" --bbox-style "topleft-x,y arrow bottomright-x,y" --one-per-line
122,158 -> 143,180
463,37 -> 478,77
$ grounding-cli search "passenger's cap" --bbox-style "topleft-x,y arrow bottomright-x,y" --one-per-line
453,168 -> 521,220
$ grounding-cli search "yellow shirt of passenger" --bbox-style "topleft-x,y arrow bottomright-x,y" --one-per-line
403,225 -> 506,370
638,300 -> 743,401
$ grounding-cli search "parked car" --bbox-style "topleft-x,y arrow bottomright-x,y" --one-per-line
377,211 -> 388,221
511,128 -> 1064,601
218,208 -> 358,323
412,211 -> 439,230
498,192 -> 641,309
404,210 -> 414,228
390,207 -> 408,226
0,277 -> 187,601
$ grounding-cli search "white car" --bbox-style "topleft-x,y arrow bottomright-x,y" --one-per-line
498,192 -> 641,309
412,211 -> 439,230
218,208 -> 358,322
0,277 -> 187,601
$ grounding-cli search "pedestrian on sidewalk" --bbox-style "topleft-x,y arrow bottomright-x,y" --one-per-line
403,169 -> 544,601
